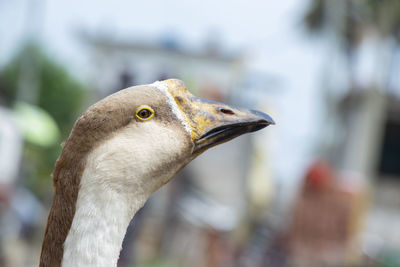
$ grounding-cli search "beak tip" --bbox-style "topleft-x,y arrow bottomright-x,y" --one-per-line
250,109 -> 275,126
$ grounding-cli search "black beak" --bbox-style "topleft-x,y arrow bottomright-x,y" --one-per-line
192,107 -> 275,154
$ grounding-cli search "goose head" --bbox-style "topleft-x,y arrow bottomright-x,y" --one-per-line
40,78 -> 274,267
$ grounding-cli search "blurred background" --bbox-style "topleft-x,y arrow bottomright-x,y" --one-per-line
1,0 -> 400,266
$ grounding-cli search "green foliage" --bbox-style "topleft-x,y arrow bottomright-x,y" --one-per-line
0,43 -> 88,198
1,43 -> 87,135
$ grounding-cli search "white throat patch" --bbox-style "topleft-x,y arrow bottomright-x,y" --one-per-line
62,119 -> 192,266
151,81 -> 191,135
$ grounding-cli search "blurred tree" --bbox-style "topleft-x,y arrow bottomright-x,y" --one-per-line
304,0 -> 400,45
304,0 -> 400,87
0,43 -> 87,199
303,0 -> 400,146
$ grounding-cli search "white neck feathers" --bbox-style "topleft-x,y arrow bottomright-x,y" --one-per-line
62,183 -> 141,267
62,118 -> 191,266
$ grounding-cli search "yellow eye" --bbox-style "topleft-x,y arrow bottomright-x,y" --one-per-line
135,106 -> 154,121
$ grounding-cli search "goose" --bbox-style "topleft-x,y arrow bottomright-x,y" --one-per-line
39,79 -> 274,267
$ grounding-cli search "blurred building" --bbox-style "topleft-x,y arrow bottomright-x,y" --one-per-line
82,32 -> 243,98
335,89 -> 400,260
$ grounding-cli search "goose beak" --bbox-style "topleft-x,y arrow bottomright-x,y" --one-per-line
164,79 -> 275,155
188,100 -> 274,154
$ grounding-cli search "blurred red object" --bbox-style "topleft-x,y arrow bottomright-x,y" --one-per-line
285,159 -> 367,266
304,159 -> 334,191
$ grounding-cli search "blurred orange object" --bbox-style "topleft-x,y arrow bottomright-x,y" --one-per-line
304,159 -> 335,191
286,159 -> 367,266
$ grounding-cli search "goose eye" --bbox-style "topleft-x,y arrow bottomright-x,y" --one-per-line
136,106 -> 154,121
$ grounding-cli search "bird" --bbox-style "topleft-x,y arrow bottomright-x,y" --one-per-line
39,79 -> 274,267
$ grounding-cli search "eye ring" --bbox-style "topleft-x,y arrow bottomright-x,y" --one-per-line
135,106 -> 154,121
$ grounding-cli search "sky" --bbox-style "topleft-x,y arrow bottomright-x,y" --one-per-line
1,0 -> 311,72
1,0 -> 325,202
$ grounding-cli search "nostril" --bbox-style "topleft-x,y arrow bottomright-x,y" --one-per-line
219,108 -> 235,115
